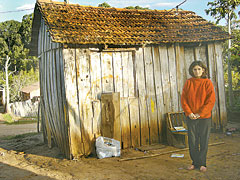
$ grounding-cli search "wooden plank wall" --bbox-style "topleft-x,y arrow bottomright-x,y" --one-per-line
38,19 -> 227,158
38,19 -> 70,158
60,43 -> 227,158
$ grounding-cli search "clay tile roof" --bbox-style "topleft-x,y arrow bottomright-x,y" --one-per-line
33,0 -> 230,46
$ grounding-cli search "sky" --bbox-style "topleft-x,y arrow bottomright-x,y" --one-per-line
0,0 -> 239,25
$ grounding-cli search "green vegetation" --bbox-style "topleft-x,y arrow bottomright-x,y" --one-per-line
0,13 -> 39,102
98,2 -> 111,8
0,132 -> 38,140
98,2 -> 150,10
1,113 -> 37,125
2,113 -> 13,123
206,0 -> 240,111
125,6 -> 149,10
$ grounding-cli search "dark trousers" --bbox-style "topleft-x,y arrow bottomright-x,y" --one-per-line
187,118 -> 211,167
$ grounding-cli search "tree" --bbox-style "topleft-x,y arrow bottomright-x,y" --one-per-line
125,6 -> 149,10
0,13 -> 38,110
98,2 -> 111,8
205,0 -> 240,107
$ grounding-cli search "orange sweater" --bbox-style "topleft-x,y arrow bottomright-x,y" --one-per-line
181,77 -> 216,119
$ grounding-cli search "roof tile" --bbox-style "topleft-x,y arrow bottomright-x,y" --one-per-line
35,0 -> 230,45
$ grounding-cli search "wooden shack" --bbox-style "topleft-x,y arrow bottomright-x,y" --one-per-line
20,82 -> 40,101
30,0 -> 230,159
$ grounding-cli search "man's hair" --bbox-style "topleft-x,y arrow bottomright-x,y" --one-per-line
189,61 -> 209,78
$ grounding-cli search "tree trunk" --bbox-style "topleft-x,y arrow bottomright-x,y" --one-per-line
5,55 -> 10,113
227,13 -> 233,107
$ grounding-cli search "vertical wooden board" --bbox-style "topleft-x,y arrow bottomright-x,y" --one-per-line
101,52 -> 114,92
175,44 -> 186,110
194,45 -> 207,65
55,48 -> 70,157
113,92 -> 121,142
159,46 -> 171,112
90,52 -> 102,100
46,51 -> 59,148
59,47 -> 68,121
184,47 -> 195,79
63,48 -> 85,157
46,26 -> 50,52
207,44 -> 220,128
101,93 -> 121,142
143,47 -> 159,144
101,94 -> 113,137
42,52 -> 52,147
38,18 -> 43,55
152,46 -> 165,142
168,45 -> 179,112
90,52 -> 102,139
53,49 -> 69,156
113,52 -> 123,97
49,51 -> 63,150
128,52 -> 135,97
92,100 -> 101,137
135,48 -> 149,146
43,22 -> 47,53
76,49 -> 93,155
129,98 -> 140,147
215,43 -> 227,127
120,97 -> 131,148
122,52 -> 129,97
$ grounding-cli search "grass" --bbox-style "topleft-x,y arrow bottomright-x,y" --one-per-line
0,132 -> 39,140
1,113 -> 38,125
2,113 -> 13,123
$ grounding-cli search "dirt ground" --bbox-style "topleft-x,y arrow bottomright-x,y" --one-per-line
0,118 -> 240,180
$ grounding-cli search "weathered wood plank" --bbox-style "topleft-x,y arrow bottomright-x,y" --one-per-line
90,52 -> 102,139
215,43 -> 227,127
112,52 -> 123,97
152,46 -> 164,142
38,18 -> 43,54
90,52 -> 102,100
101,93 -> 121,142
101,52 -> 114,92
63,48 -> 85,158
49,50 -> 63,151
207,43 -> 220,128
101,94 -> 114,138
92,100 -> 101,137
184,47 -> 195,79
76,48 -> 93,155
122,52 -> 129,97
128,52 -> 135,97
120,97 -> 131,148
43,22 -> 47,53
113,93 -> 121,142
135,48 -> 149,146
55,48 -> 70,158
144,47 -> 159,144
42,52 -> 52,147
129,98 -> 140,147
168,45 -> 179,112
175,44 -> 186,111
159,46 -> 171,112
194,45 -> 207,65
